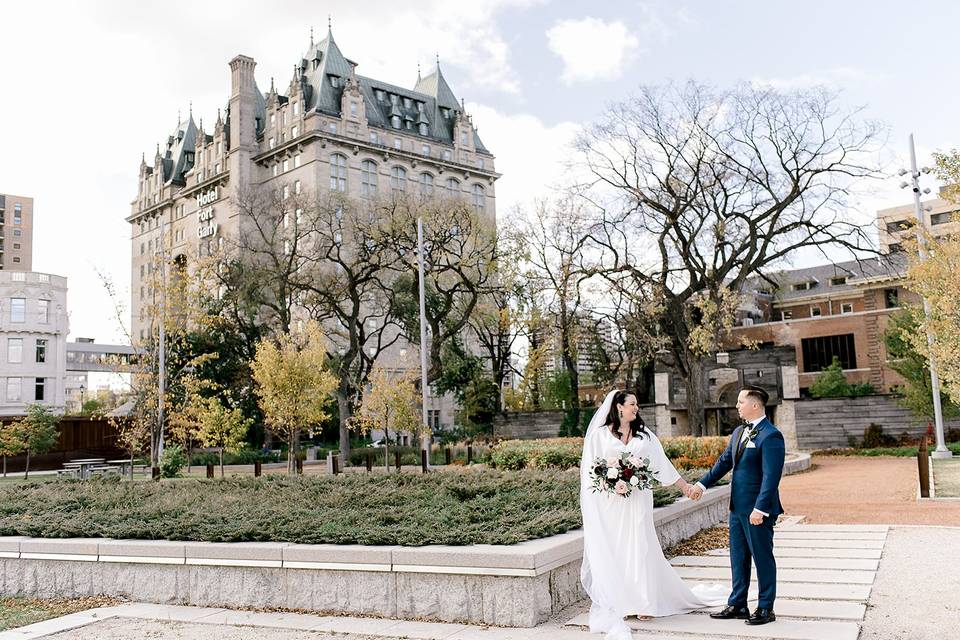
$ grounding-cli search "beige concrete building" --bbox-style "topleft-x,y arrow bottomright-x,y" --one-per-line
128,29 -> 498,433
0,271 -> 68,416
876,189 -> 960,253
0,194 -> 35,271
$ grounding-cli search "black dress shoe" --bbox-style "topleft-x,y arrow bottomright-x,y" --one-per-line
710,605 -> 750,619
745,607 -> 776,625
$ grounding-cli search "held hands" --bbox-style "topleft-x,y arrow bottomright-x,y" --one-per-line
683,483 -> 704,501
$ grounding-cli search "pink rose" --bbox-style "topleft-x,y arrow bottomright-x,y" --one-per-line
627,455 -> 642,468
606,457 -> 620,469
614,480 -> 629,495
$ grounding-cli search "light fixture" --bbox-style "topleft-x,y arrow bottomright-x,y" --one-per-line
898,168 -> 909,177
899,181 -> 910,189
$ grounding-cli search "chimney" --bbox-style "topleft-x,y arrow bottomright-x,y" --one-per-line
228,55 -> 257,189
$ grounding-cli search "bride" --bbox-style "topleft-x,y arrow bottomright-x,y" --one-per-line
580,389 -> 727,640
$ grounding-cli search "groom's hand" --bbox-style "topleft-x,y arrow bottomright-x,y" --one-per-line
749,510 -> 764,525
688,484 -> 704,500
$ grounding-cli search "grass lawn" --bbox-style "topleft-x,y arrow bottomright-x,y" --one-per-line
0,596 -> 119,631
0,467 -> 711,546
933,458 -> 960,498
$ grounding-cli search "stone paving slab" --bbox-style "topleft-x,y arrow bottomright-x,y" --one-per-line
705,547 -> 883,559
775,525 -> 889,533
671,555 -> 879,570
777,538 -> 885,549
774,531 -> 886,540
682,580 -> 873,601
673,566 -> 876,584
621,611 -> 860,640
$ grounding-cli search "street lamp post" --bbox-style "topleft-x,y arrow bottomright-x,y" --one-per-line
79,383 -> 85,414
417,216 -> 431,468
903,134 -> 951,458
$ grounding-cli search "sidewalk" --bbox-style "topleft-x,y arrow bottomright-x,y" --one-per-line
6,521 -> 941,640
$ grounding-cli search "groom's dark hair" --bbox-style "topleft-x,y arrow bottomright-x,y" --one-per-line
742,385 -> 769,406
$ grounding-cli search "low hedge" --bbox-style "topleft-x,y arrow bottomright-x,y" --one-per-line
490,435 -> 729,471
813,442 -> 960,457
0,467 -> 716,546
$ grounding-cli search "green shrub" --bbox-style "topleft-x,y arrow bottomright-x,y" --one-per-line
861,423 -> 897,449
489,435 -> 729,470
810,357 -> 876,398
159,444 -> 186,478
190,446 -> 281,466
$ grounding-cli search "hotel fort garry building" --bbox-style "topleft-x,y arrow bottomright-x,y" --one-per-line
129,29 -> 498,432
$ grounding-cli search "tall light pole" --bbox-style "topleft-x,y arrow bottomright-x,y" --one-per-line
903,134 -> 951,458
417,216 -> 431,468
155,220 -> 168,472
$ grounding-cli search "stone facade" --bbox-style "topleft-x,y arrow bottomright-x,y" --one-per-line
0,271 -> 68,415
128,30 -> 499,432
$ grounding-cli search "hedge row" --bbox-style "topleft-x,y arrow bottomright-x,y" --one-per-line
489,435 -> 729,471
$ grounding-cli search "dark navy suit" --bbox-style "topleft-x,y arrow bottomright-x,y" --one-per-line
698,417 -> 785,610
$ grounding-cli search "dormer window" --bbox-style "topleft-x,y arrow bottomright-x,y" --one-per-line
830,276 -> 847,286
441,108 -> 450,119
350,102 -> 358,116
329,75 -> 339,88
418,123 -> 429,136
792,281 -> 813,291
391,115 -> 401,128
403,97 -> 412,109
375,89 -> 386,102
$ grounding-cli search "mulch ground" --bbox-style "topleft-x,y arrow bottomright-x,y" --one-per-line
781,456 -> 960,524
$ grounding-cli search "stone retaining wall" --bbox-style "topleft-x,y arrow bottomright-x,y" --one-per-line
0,454 -> 810,627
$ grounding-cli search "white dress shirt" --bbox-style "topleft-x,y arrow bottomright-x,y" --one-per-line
695,415 -> 769,518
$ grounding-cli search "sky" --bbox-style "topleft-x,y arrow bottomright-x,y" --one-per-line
1,0 -> 958,356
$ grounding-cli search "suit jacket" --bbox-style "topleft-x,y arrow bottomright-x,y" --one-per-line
698,417 -> 785,518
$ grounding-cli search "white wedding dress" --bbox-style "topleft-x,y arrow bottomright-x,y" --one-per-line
580,391 -> 728,640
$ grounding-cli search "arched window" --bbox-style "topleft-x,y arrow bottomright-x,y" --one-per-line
446,178 -> 461,195
472,184 -> 485,213
419,172 -> 434,196
390,166 -> 407,193
361,160 -> 378,196
329,154 -> 347,192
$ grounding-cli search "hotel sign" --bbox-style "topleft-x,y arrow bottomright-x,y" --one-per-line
196,187 -> 219,238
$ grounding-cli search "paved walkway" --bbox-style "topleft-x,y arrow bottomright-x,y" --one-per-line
0,522 -> 909,640
779,456 -> 960,524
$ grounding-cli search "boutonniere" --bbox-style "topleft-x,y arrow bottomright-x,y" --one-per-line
743,424 -> 760,448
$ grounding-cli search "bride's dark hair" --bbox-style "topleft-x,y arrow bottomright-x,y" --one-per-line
605,390 -> 648,439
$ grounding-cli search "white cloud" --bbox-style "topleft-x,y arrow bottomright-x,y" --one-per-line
546,17 -> 640,85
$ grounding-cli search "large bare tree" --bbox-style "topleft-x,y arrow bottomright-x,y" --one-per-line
577,82 -> 884,435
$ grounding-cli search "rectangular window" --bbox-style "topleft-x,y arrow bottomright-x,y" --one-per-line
829,276 -> 847,286
841,303 -> 854,314
370,132 -> 378,144
777,310 -> 793,321
295,180 -> 302,194
38,299 -> 48,323
885,288 -> 899,309
394,138 -> 402,150
886,221 -> 909,234
328,122 -> 338,134
810,306 -> 822,317
428,409 -> 441,431
292,126 -> 299,138
10,298 -> 25,323
269,137 -> 275,149
13,243 -> 20,250
6,378 -> 21,402
272,165 -> 279,177
282,159 -> 290,172
13,213 -> 21,225
930,212 -> 954,225
35,378 -> 44,401
294,154 -> 301,168
13,230 -> 20,237
8,338 -> 22,363
801,333 -> 857,372
35,339 -> 46,363
283,185 -> 290,200
293,102 -> 299,116
422,144 -> 430,156
792,282 -> 811,291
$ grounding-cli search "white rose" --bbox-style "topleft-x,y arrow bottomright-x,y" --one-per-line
606,468 -> 619,479
630,476 -> 640,486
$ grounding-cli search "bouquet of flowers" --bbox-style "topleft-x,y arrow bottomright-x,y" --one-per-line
589,452 -> 659,497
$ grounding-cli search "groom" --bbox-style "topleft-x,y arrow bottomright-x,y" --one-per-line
690,385 -> 785,626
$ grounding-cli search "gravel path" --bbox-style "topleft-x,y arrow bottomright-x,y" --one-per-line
860,526 -> 960,640
779,456 -> 960,524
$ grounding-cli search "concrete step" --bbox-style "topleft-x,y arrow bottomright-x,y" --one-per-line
705,547 -> 883,559
775,524 -> 889,533
683,581 -> 872,602
777,538 -> 885,549
674,566 -> 875,585
703,599 -> 866,621
775,531 -> 886,540
623,612 -> 860,640
670,555 -> 878,571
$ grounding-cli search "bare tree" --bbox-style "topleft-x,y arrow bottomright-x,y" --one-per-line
577,81 -> 884,435
297,194 -> 404,463
514,196 -> 594,429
